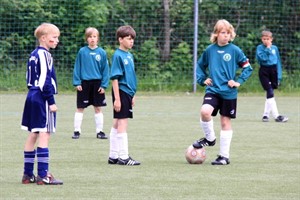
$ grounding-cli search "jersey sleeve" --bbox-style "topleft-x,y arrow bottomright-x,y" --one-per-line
196,50 -> 209,86
73,49 -> 82,86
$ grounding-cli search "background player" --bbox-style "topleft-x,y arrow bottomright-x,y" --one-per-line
256,30 -> 288,122
72,27 -> 110,139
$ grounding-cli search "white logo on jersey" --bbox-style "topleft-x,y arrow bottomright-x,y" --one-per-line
95,55 -> 101,61
124,59 -> 129,65
271,49 -> 276,55
223,53 -> 231,62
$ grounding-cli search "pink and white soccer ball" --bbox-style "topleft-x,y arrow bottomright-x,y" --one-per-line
185,145 -> 206,164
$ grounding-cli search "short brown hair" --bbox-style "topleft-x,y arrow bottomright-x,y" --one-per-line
261,30 -> 273,38
116,25 -> 136,40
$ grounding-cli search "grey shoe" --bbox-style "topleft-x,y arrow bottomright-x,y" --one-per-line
275,115 -> 288,122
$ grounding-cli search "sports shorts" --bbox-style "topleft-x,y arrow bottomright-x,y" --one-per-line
202,93 -> 237,119
112,89 -> 133,119
259,65 -> 278,90
76,80 -> 107,108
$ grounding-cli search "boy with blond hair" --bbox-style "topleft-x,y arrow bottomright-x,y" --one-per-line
21,23 -> 63,185
192,19 -> 253,165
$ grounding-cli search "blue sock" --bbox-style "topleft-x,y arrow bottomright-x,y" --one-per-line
37,147 -> 49,178
23,150 -> 36,176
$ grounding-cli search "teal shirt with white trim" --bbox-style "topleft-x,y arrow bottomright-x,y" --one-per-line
73,46 -> 109,89
256,44 -> 282,81
110,48 -> 137,97
197,43 -> 253,99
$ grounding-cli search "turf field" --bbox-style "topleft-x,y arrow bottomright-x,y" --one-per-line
0,93 -> 299,200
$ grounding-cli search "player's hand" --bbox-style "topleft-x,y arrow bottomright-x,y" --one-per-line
132,96 -> 135,107
228,80 -> 240,88
98,87 -> 105,94
76,85 -> 82,91
114,99 -> 121,112
49,104 -> 57,112
204,78 -> 213,86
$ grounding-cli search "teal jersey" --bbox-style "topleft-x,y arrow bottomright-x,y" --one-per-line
110,49 -> 137,97
256,44 -> 282,81
197,43 -> 253,99
73,46 -> 109,89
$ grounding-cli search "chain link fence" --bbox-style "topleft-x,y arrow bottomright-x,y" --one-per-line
1,0 -> 299,92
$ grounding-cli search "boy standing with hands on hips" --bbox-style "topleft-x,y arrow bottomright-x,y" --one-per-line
192,19 -> 253,165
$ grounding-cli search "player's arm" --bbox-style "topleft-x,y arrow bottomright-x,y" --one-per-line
112,79 -> 121,112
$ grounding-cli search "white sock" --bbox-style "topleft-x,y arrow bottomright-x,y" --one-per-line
200,120 -> 216,142
219,130 -> 233,158
74,112 -> 83,132
263,99 -> 270,117
95,112 -> 104,133
117,132 -> 129,160
268,97 -> 279,118
109,128 -> 118,159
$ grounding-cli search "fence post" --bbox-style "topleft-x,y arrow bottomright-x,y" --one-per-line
193,0 -> 199,93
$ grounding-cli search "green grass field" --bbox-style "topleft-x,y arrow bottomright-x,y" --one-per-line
0,93 -> 299,200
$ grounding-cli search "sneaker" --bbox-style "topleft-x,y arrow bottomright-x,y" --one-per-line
262,116 -> 269,122
108,157 -> 118,164
192,138 -> 216,149
96,131 -> 108,139
36,173 -> 63,185
211,155 -> 230,165
22,174 -> 36,184
275,115 -> 288,122
117,157 -> 141,166
72,131 -> 80,139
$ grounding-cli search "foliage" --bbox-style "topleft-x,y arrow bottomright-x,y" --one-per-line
0,0 -> 299,92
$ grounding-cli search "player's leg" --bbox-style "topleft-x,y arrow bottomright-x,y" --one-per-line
211,98 -> 236,165
108,118 -> 119,164
193,94 -> 218,149
73,108 -> 84,139
22,132 -> 38,184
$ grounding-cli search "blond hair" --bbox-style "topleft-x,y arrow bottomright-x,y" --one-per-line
85,27 -> 99,41
34,23 -> 60,40
210,19 -> 236,43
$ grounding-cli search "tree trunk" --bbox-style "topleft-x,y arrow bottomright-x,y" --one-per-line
162,0 -> 171,62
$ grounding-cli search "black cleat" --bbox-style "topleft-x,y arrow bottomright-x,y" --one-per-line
36,173 -> 63,185
211,155 -> 230,165
192,138 -> 216,149
22,174 -> 36,184
275,115 -> 288,122
96,131 -> 108,139
72,131 -> 80,139
108,157 -> 119,164
262,116 -> 269,122
117,157 -> 141,166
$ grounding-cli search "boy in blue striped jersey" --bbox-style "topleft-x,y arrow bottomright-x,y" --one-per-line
108,25 -> 140,166
72,27 -> 110,139
192,19 -> 253,165
21,23 -> 63,184
256,30 -> 288,123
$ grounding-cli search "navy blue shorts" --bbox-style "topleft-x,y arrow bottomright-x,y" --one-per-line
112,89 -> 133,119
259,66 -> 278,90
202,93 -> 237,119
76,80 -> 107,108
21,89 -> 56,133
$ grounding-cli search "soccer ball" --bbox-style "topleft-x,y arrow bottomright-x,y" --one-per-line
185,145 -> 206,164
